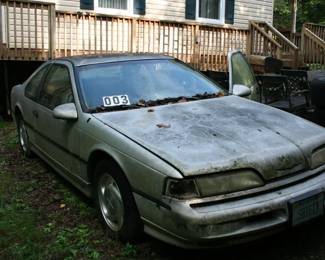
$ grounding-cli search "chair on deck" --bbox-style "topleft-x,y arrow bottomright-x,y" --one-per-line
256,74 -> 307,113
281,69 -> 311,108
256,75 -> 288,109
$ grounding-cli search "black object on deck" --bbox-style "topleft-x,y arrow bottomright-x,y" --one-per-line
311,72 -> 325,126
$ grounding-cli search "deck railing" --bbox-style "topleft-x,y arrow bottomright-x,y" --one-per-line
248,21 -> 300,68
0,0 -> 248,71
305,23 -> 325,41
0,0 -> 56,60
302,23 -> 325,69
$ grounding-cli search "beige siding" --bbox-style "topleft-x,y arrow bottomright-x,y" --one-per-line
26,0 -> 273,29
234,0 -> 274,28
145,0 -> 185,22
55,0 -> 79,12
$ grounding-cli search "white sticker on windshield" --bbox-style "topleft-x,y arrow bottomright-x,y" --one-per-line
102,95 -> 131,107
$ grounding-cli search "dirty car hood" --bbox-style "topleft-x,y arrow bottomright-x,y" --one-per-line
94,96 -> 325,179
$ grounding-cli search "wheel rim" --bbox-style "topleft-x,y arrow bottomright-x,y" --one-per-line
98,174 -> 124,232
19,120 -> 28,153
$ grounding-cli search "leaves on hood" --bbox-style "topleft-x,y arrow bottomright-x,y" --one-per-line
156,123 -> 171,129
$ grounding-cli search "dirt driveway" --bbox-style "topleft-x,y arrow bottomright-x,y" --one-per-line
1,121 -> 325,259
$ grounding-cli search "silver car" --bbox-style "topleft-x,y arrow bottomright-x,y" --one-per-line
11,52 -> 325,248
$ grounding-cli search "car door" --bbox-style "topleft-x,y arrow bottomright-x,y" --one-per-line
22,64 -> 50,145
228,50 -> 260,101
33,62 -> 80,176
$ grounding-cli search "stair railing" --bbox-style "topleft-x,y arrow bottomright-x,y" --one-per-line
302,23 -> 325,69
248,21 -> 299,68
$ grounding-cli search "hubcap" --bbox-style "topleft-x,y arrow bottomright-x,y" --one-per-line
19,121 -> 28,152
98,174 -> 124,231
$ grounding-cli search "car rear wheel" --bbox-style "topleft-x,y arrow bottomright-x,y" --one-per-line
17,116 -> 33,158
94,160 -> 143,242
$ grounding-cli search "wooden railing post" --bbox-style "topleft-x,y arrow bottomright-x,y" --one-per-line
293,48 -> 299,69
191,24 -> 200,70
0,2 -> 3,58
247,22 -> 253,55
130,19 -> 137,53
48,3 -> 56,59
301,23 -> 306,66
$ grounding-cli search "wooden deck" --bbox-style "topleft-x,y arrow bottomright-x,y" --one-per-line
0,0 -> 248,71
0,0 -> 324,70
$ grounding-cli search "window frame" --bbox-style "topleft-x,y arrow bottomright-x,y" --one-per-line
38,63 -> 75,110
94,0 -> 133,16
196,0 -> 226,25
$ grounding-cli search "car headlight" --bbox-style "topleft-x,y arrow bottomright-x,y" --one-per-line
165,170 -> 264,199
165,179 -> 200,199
195,170 -> 264,197
311,146 -> 325,169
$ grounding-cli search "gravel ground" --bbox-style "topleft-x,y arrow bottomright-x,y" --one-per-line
1,120 -> 325,260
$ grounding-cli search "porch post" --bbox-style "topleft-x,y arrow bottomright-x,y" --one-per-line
291,0 -> 297,34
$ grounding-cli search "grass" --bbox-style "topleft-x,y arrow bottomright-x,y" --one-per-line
0,122 -> 144,259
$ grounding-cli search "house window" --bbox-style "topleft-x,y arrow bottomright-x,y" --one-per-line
98,0 -> 128,10
196,0 -> 225,24
95,0 -> 133,15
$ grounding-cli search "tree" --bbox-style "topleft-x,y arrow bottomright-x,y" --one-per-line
274,0 -> 325,31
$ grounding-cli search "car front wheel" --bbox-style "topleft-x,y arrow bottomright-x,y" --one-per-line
94,160 -> 143,242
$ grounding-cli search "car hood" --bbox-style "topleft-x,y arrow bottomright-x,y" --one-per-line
94,96 -> 325,179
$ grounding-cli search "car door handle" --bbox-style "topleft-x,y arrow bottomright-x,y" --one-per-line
32,110 -> 39,118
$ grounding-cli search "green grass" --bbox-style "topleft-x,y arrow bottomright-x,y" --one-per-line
0,121 -> 6,129
0,122 -> 149,260
0,170 -> 102,260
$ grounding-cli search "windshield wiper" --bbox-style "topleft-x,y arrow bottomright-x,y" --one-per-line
145,92 -> 224,106
88,104 -> 144,113
145,97 -> 187,106
191,92 -> 224,100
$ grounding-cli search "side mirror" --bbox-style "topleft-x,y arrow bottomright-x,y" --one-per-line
232,84 -> 251,97
53,103 -> 78,120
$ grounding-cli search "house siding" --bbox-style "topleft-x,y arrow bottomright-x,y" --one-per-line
234,0 -> 274,28
41,0 -> 273,29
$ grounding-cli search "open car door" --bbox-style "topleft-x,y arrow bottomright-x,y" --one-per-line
228,50 -> 260,101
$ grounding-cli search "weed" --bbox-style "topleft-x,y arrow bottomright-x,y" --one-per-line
49,224 -> 101,259
122,243 -> 138,258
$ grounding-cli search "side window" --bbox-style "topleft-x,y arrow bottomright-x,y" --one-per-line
25,65 -> 49,100
39,65 -> 74,110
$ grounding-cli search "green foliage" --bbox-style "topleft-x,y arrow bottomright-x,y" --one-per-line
0,121 -> 6,129
0,205 -> 46,260
274,0 -> 325,30
49,224 -> 101,259
122,243 -> 138,258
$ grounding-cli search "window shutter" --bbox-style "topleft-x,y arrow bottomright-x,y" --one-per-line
185,0 -> 196,20
225,0 -> 235,24
134,0 -> 146,15
80,0 -> 94,10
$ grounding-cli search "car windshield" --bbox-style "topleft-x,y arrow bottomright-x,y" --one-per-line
77,59 -> 225,112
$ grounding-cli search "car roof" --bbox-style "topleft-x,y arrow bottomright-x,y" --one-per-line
57,53 -> 174,67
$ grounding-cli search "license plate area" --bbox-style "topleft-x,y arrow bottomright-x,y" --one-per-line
289,190 -> 324,226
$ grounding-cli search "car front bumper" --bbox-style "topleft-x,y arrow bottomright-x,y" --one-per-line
134,169 -> 325,248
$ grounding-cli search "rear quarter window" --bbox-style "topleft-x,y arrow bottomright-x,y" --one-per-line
25,65 -> 49,100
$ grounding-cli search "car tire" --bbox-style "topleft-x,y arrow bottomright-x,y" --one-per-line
94,160 -> 143,242
16,115 -> 34,158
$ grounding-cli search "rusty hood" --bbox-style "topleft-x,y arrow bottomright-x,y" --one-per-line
94,96 -> 325,179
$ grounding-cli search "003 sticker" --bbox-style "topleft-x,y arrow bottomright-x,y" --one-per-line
102,95 -> 131,107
